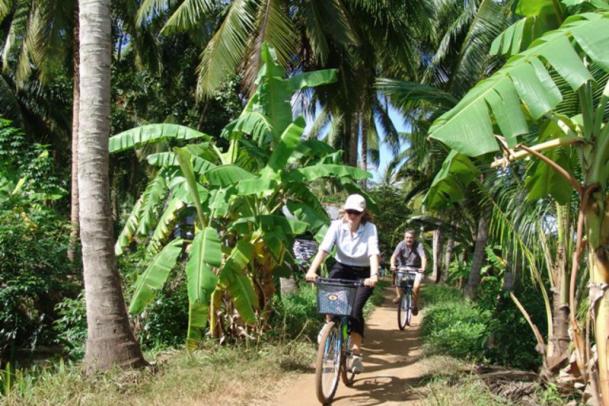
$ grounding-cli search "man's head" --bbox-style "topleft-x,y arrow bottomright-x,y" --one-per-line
404,229 -> 416,246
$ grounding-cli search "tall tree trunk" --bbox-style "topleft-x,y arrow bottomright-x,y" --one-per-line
431,229 -> 442,283
465,210 -> 490,299
348,113 -> 358,167
79,0 -> 145,372
68,5 -> 80,262
548,203 -> 570,371
442,236 -> 454,283
586,194 -> 609,405
360,112 -> 367,189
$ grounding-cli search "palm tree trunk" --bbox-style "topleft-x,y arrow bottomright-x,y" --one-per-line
360,112 -> 367,189
79,0 -> 145,372
68,4 -> 80,263
431,229 -> 442,283
442,236 -> 454,283
348,113 -> 358,167
465,210 -> 490,299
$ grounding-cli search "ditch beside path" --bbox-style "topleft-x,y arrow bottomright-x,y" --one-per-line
272,284 -> 429,405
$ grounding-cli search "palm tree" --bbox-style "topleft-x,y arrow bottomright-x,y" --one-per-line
78,0 -> 145,371
135,0 -> 431,170
377,0 -> 511,295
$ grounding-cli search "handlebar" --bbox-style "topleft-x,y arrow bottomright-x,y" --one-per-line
313,277 -> 364,287
391,266 -> 420,273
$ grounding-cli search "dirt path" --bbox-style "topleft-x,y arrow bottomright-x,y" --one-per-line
273,285 -> 429,405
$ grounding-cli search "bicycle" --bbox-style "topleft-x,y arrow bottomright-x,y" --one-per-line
313,277 -> 362,404
393,266 -> 419,330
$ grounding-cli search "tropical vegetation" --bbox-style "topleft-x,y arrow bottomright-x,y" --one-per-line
2,0 -> 609,404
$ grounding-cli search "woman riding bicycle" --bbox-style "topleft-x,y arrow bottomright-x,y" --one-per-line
305,194 -> 379,373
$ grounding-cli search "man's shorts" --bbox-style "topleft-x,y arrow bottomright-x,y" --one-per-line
397,270 -> 423,285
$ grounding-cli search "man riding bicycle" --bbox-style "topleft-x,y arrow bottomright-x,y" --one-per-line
390,229 -> 426,315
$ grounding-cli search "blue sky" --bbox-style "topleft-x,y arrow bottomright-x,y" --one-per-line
300,99 -> 410,184
370,104 -> 409,183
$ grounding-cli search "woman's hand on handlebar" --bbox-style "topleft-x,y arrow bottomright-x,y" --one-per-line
364,275 -> 378,287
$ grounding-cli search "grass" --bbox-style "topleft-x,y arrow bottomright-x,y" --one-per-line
417,356 -> 567,406
1,341 -> 316,406
2,280 -> 389,405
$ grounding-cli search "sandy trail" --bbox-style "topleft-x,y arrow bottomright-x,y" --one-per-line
273,285 -> 428,405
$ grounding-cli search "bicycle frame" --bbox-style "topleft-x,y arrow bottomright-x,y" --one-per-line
395,267 -> 418,330
314,278 -> 361,404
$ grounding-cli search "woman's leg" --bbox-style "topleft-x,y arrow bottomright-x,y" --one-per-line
350,284 -> 373,353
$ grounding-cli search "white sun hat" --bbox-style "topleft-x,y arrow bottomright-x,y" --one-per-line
344,194 -> 366,212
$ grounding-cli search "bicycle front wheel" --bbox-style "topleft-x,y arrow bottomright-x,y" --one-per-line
397,291 -> 411,330
315,321 -> 342,404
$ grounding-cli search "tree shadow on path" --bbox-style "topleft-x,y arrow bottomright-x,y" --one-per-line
331,292 -> 430,405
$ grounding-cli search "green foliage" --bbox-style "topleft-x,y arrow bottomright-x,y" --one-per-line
421,282 -> 543,369
112,44 -> 366,345
0,120 -> 74,362
136,277 -> 189,349
270,284 -> 319,342
53,296 -> 86,360
430,11 -> 609,157
367,186 -> 413,257
0,209 -> 76,361
0,119 -> 67,209
422,300 -> 491,360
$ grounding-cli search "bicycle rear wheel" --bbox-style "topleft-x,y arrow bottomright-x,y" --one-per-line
315,321 -> 342,404
397,291 -> 411,330
340,332 -> 355,387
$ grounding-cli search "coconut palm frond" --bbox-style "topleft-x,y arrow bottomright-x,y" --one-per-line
161,0 -> 215,34
242,0 -> 297,93
196,0 -> 258,99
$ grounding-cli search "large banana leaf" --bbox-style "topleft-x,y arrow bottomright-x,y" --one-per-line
524,118 -> 577,204
285,68 -> 338,92
128,239 -> 184,314
185,227 -> 222,346
147,152 -> 218,174
286,201 -> 329,232
490,0 -> 563,57
295,164 -> 370,181
109,124 -> 210,153
136,172 -> 169,236
423,150 -> 480,210
146,198 -> 186,256
226,111 -> 273,146
237,175 -> 277,196
218,239 -> 257,323
251,44 -> 337,141
115,194 -> 144,256
176,147 -> 207,227
205,164 -> 255,187
267,118 -> 305,171
430,12 -> 609,156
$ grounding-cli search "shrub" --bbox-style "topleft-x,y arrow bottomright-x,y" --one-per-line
270,284 -> 319,342
0,210 -> 76,363
422,301 -> 491,360
53,295 -> 86,360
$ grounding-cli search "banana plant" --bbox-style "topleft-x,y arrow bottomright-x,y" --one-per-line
110,44 -> 370,347
427,9 -> 609,403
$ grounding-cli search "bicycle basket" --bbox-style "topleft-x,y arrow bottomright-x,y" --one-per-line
398,271 -> 417,288
316,280 -> 358,316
